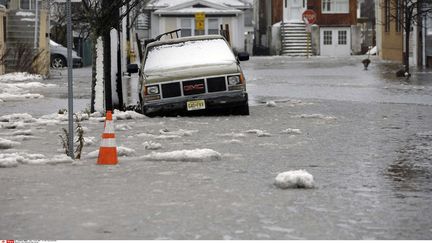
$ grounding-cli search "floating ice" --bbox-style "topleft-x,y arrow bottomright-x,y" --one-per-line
292,114 -> 336,120
274,170 -> 314,189
0,138 -> 21,149
143,141 -> 162,150
87,146 -> 136,158
266,101 -> 277,107
142,149 -> 222,162
281,128 -> 302,135
159,128 -> 197,137
245,129 -> 271,137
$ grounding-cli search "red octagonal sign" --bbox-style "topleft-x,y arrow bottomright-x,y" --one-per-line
302,9 -> 317,24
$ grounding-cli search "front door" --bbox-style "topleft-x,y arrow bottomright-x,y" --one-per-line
284,0 -> 307,21
320,27 -> 351,56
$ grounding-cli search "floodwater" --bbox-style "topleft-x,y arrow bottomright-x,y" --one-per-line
0,56 -> 432,239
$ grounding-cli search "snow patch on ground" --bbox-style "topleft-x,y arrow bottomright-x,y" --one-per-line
0,153 -> 74,168
142,149 -> 222,162
143,141 -> 163,150
137,132 -> 181,140
274,170 -> 314,189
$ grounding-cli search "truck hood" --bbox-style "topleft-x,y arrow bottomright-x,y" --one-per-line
144,61 -> 240,83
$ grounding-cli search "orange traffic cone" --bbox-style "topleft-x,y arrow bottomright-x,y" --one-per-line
97,110 -> 118,165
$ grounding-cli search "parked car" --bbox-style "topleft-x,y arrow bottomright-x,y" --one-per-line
49,40 -> 82,68
131,35 -> 250,117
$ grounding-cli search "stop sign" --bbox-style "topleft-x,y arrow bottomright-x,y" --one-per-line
302,10 -> 317,24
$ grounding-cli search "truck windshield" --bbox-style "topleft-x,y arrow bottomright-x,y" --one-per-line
144,39 -> 236,73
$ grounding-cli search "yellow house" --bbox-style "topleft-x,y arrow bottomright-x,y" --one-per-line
4,0 -> 50,75
377,0 -> 403,62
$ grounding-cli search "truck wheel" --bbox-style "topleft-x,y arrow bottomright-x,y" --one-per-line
232,103 -> 250,116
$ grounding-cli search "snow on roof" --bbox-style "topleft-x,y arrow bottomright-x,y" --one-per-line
155,7 -> 241,15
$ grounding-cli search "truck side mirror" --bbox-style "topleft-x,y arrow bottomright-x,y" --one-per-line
237,52 -> 249,61
127,64 -> 139,74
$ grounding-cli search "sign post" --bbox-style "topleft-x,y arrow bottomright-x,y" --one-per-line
66,0 -> 74,159
302,10 -> 317,59
195,12 -> 205,35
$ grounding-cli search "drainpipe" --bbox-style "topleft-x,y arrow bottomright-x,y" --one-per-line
34,0 -> 39,49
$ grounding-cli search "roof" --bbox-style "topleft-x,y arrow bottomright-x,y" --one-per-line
148,0 -> 252,9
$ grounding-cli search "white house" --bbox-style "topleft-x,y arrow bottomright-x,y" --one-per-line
144,0 -> 252,52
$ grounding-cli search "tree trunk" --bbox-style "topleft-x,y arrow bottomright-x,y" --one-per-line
90,35 -> 97,113
404,25 -> 410,74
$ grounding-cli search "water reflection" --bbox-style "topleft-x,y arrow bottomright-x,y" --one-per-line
386,132 -> 432,193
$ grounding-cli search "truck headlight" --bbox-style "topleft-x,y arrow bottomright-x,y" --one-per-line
228,76 -> 240,85
146,85 -> 160,95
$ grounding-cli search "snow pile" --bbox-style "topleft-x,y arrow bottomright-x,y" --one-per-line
0,138 -> 21,149
113,110 -> 146,120
137,132 -> 181,140
143,141 -> 162,150
142,149 -> 222,162
0,153 -> 74,168
274,170 -> 314,189
0,72 -> 42,82
87,146 -> 136,158
245,129 -> 272,137
293,114 -> 336,120
12,129 -> 33,136
0,113 -> 35,123
281,128 -> 302,135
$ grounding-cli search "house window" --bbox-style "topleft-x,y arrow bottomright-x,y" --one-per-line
338,30 -> 347,45
395,0 -> 402,32
207,18 -> 219,35
322,0 -> 349,14
181,18 -> 193,37
323,30 -> 332,45
384,0 -> 390,32
20,0 -> 36,9
136,13 -> 149,30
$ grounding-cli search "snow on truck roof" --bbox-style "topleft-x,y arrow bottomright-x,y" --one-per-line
144,36 -> 236,73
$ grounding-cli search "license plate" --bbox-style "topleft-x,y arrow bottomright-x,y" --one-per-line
187,100 -> 206,111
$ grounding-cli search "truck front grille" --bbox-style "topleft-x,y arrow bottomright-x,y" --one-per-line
207,77 -> 227,93
183,79 -> 206,96
162,82 -> 181,98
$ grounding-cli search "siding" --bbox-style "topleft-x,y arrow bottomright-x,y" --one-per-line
308,0 -> 357,26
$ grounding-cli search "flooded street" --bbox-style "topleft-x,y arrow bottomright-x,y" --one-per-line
1,56 -> 432,239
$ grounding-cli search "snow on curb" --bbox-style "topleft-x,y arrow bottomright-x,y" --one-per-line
142,149 -> 222,162
0,72 -> 42,82
274,170 -> 314,189
113,110 -> 146,120
0,153 -> 74,168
